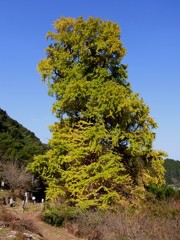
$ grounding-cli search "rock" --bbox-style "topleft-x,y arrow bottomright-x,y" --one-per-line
23,233 -> 36,239
0,221 -> 9,228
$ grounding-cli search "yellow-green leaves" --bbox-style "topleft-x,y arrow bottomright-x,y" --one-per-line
31,17 -> 166,209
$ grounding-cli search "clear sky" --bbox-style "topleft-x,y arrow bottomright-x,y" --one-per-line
0,1 -> 180,160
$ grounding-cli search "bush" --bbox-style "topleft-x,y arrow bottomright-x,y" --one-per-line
156,188 -> 165,200
43,208 -> 64,226
177,190 -> 180,199
165,186 -> 177,199
147,184 -> 178,200
43,205 -> 84,227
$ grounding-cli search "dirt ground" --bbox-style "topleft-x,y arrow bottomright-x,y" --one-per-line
21,205 -> 83,240
0,192 -> 83,240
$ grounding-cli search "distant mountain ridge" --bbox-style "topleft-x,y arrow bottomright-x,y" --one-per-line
0,108 -> 47,164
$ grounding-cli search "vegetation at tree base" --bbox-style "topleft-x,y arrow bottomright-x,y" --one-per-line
29,16 -> 167,209
42,202 -> 180,240
0,108 -> 47,165
147,183 -> 180,200
164,158 -> 180,187
0,189 -> 179,240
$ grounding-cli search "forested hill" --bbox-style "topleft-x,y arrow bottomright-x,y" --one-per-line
164,158 -> 180,186
1,107 -> 180,186
0,108 -> 47,164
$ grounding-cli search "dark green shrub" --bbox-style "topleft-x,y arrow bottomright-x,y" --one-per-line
147,183 -> 178,200
59,205 -> 84,221
176,190 -> 180,199
156,188 -> 165,200
43,208 -> 64,226
148,183 -> 159,195
43,205 -> 83,226
165,186 -> 177,199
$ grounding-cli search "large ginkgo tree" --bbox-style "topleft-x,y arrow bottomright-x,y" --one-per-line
29,17 -> 166,209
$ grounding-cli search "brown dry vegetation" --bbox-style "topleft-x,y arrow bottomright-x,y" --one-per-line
0,206 -> 43,240
0,190 -> 83,240
0,190 -> 180,240
66,201 -> 180,240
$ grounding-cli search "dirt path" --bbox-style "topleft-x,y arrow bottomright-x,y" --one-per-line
11,203 -> 84,240
22,210 -> 81,240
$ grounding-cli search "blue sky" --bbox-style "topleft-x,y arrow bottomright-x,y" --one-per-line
0,1 -> 180,160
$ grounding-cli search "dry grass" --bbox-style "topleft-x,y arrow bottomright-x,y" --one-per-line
67,201 -> 180,240
0,206 -> 20,223
1,189 -> 180,240
0,206 -> 43,239
11,218 -> 43,237
0,189 -> 82,240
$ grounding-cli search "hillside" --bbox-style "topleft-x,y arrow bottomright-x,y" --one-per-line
0,108 -> 47,164
164,158 -> 180,187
